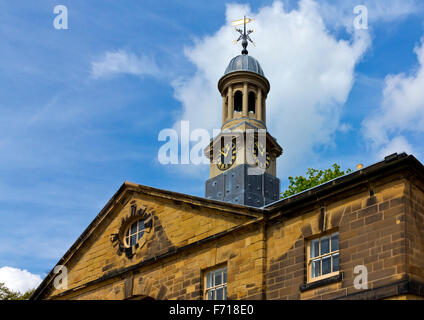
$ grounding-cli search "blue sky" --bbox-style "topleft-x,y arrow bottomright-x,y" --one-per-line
1,0 -> 424,291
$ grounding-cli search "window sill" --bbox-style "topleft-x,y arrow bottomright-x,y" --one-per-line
299,272 -> 343,292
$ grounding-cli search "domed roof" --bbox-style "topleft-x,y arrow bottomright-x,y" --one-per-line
224,54 -> 265,77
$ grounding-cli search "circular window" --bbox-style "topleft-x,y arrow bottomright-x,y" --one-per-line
124,219 -> 145,247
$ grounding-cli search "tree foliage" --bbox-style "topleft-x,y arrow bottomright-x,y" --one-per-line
0,282 -> 34,300
281,163 -> 352,198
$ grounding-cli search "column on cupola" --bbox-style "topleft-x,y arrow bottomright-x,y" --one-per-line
256,88 -> 263,122
242,82 -> 248,117
227,86 -> 233,121
222,94 -> 226,124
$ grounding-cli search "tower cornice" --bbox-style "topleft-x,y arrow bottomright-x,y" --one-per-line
218,70 -> 270,95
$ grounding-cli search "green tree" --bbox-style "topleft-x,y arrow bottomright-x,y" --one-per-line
0,282 -> 34,300
281,163 -> 352,198
19,288 -> 35,300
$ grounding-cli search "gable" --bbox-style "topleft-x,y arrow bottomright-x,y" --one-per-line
36,182 -> 259,299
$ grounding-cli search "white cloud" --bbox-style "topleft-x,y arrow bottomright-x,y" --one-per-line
338,123 -> 353,134
0,266 -> 42,293
362,37 -> 424,159
377,136 -> 414,159
171,0 -> 370,177
90,50 -> 160,79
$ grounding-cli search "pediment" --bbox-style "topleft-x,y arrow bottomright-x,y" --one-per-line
34,182 -> 260,299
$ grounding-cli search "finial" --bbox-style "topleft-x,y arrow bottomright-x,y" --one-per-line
232,16 -> 255,55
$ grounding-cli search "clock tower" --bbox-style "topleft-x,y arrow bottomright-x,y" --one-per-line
204,20 -> 283,207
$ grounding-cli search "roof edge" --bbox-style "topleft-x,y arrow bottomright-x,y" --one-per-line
264,153 -> 424,212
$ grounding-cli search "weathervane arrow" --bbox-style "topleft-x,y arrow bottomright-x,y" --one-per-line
232,16 -> 255,54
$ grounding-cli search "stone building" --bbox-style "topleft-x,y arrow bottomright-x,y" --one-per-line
32,41 -> 424,300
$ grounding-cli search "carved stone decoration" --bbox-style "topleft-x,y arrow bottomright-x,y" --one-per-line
110,201 -> 154,259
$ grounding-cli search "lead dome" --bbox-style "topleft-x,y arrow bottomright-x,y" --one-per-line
223,54 -> 265,77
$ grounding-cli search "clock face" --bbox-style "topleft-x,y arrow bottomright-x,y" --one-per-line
253,141 -> 270,169
217,141 -> 237,171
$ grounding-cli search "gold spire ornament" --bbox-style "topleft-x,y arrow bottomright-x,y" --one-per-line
232,16 -> 255,54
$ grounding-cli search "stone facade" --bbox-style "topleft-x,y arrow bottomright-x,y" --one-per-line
32,153 -> 424,300
267,174 -> 408,299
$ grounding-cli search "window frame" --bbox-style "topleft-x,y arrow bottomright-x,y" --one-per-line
203,266 -> 227,300
306,231 -> 340,283
124,219 -> 145,248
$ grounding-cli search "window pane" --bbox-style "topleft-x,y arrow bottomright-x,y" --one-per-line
333,253 -> 339,272
216,287 -> 223,300
311,259 -> 321,278
215,271 -> 222,285
311,239 -> 319,258
138,220 -> 144,232
223,286 -> 227,300
331,233 -> 339,252
137,230 -> 144,241
207,290 -> 214,300
322,256 -> 331,275
223,270 -> 227,283
321,237 -> 330,255
130,235 -> 137,246
130,222 -> 137,235
207,272 -> 213,288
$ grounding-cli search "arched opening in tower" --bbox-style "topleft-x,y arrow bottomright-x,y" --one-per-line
248,92 -> 256,114
234,91 -> 243,113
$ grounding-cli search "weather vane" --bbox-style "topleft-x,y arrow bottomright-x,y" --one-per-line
232,16 -> 255,55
